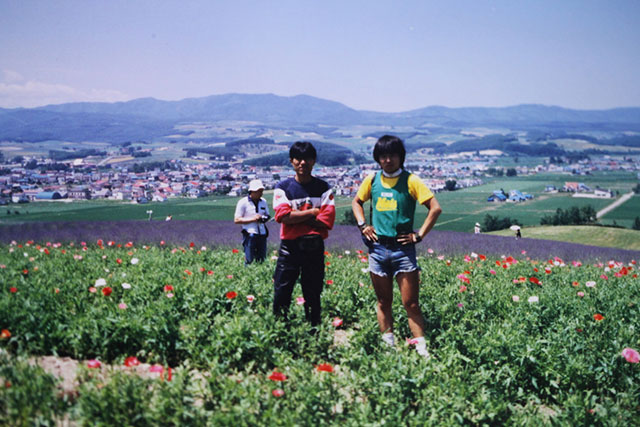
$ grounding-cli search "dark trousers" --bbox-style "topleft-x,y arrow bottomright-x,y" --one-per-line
242,233 -> 267,265
273,236 -> 325,325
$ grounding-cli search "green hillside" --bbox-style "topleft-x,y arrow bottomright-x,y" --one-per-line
488,225 -> 640,251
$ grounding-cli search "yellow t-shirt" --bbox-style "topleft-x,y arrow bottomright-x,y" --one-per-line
356,172 -> 434,204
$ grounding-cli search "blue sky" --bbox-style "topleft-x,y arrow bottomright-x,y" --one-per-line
1,0 -> 639,111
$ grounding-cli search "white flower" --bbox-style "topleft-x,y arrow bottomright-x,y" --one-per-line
528,296 -> 539,303
585,281 -> 596,288
512,295 -> 520,302
95,278 -> 107,287
471,252 -> 478,258
344,250 -> 351,255
121,283 -> 131,289
24,252 -> 29,257
361,268 -> 368,273
131,258 -> 139,265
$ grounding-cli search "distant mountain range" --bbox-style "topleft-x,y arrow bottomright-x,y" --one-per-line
1,93 -> 639,143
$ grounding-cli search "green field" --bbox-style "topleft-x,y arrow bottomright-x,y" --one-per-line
489,225 -> 640,251
600,194 -> 640,228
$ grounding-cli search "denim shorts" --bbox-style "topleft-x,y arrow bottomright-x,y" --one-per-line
368,242 -> 420,278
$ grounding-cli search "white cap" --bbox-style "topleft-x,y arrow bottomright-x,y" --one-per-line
475,223 -> 480,226
248,179 -> 265,192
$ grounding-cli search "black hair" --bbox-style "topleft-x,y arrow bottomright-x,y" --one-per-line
289,141 -> 317,160
373,135 -> 406,167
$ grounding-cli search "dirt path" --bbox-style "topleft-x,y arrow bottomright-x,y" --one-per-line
596,192 -> 634,218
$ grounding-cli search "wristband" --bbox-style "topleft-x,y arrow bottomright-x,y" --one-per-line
357,221 -> 367,231
414,233 -> 422,243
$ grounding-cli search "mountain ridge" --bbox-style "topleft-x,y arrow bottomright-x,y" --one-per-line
1,93 -> 640,143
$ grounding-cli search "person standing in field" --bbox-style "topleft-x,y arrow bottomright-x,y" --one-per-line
272,142 -> 336,326
234,179 -> 270,265
474,222 -> 481,234
352,135 -> 442,358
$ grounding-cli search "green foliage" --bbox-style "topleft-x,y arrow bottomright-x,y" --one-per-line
506,167 -> 517,177
633,217 -> 640,231
1,242 -> 639,424
0,353 -> 69,425
48,149 -> 106,161
540,206 -> 596,226
444,180 -> 457,191
482,213 -> 521,232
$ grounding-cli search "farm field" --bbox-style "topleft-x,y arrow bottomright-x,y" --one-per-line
1,241 -> 639,425
600,194 -> 640,228
489,225 -> 640,251
1,172 -> 637,245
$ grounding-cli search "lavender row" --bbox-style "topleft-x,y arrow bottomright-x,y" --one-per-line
1,220 -> 638,262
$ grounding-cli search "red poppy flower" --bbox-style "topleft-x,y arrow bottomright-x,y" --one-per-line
87,359 -> 101,368
9,287 -> 17,293
268,371 -> 287,381
44,248 -> 50,255
232,249 -> 239,254
184,269 -> 192,275
97,239 -> 104,246
272,388 -> 285,397
326,280 -> 334,285
332,317 -> 343,327
593,313 -> 604,321
226,291 -> 238,300
116,258 -> 122,264
316,363 -> 333,372
207,270 -> 214,275
189,242 -> 195,248
200,267 -> 205,273
1,329 -> 10,339
124,356 -> 140,367
160,240 -> 165,246
102,287 -> 113,296
164,284 -> 174,292
22,269 -> 28,275
529,277 -> 540,285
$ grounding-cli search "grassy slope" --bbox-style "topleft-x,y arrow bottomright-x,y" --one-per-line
488,225 -> 640,251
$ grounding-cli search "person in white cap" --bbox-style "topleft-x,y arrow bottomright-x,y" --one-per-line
474,222 -> 481,234
234,179 -> 270,264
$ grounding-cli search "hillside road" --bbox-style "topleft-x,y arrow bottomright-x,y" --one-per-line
596,192 -> 635,219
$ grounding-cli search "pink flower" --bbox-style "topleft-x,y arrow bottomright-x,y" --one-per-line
512,295 -> 520,302
246,295 -> 255,303
89,287 -> 97,293
166,293 -> 174,298
118,302 -> 128,310
87,359 -> 101,369
489,269 -> 496,275
326,279 -> 334,285
226,275 -> 234,279
296,297 -> 305,305
272,388 -> 285,397
621,347 -> 640,363
332,317 -> 343,327
600,274 -> 608,280
457,303 -> 464,308
458,285 -> 467,293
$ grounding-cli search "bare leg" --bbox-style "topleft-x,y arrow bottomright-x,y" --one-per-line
370,272 -> 394,334
396,270 -> 425,338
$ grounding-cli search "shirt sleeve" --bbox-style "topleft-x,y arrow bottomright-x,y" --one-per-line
408,173 -> 434,204
234,199 -> 245,220
273,187 -> 291,223
356,174 -> 374,202
262,198 -> 270,216
315,188 -> 336,230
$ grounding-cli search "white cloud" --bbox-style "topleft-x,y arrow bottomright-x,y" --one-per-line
0,72 -> 130,108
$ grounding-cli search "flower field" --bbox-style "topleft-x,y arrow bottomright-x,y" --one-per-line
1,236 -> 639,425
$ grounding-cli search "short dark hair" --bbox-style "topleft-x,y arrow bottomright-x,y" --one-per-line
289,141 -> 317,160
373,135 -> 406,167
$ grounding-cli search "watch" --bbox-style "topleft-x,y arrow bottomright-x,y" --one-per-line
357,220 -> 366,230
